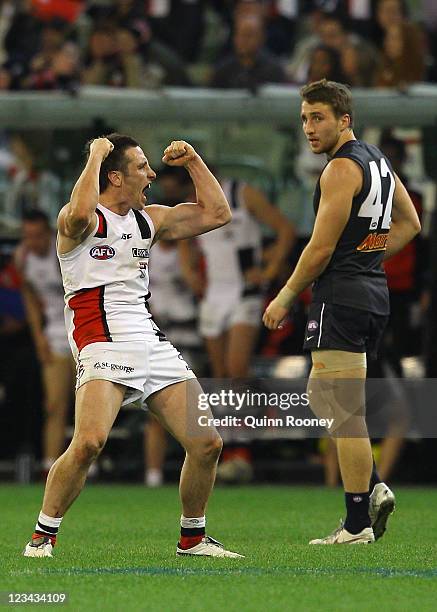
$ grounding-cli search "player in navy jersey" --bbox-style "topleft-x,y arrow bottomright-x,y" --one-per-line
263,79 -> 420,544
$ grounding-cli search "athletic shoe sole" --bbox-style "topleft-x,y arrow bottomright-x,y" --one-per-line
372,497 -> 395,541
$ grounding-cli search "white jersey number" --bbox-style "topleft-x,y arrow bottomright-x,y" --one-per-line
358,158 -> 395,231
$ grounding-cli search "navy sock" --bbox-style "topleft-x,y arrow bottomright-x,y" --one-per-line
344,492 -> 371,534
369,458 -> 381,491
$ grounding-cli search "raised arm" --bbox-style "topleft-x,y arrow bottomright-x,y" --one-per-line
263,158 -> 360,330
384,173 -> 421,260
147,141 -> 232,242
57,138 -> 113,249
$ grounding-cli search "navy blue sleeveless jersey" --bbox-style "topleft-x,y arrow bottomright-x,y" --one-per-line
312,140 -> 394,315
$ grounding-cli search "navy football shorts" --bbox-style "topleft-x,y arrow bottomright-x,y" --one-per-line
303,302 -> 388,360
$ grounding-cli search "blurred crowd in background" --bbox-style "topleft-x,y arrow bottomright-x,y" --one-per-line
0,0 -> 435,92
0,0 -> 436,485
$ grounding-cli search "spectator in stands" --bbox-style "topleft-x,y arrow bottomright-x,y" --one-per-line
147,0 -> 206,63
83,24 -> 190,88
82,27 -> 121,86
3,0 -> 42,85
287,13 -> 376,85
210,13 -> 286,91
26,19 -> 68,73
306,44 -> 346,83
22,21 -> 80,91
372,0 -> 405,49
374,22 -> 425,88
340,42 -> 377,87
15,210 -> 75,478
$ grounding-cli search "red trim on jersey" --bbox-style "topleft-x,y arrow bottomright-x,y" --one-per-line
69,286 -> 112,352
95,209 -> 108,238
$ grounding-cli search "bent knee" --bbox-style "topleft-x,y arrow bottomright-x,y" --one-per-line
71,434 -> 107,465
189,434 -> 223,463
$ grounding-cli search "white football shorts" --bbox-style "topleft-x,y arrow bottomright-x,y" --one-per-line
75,321 -> 195,406
199,295 -> 263,338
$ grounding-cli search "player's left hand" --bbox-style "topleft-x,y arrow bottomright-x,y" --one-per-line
262,298 -> 289,330
162,141 -> 197,166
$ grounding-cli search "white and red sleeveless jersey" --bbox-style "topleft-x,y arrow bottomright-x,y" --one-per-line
58,204 -> 155,358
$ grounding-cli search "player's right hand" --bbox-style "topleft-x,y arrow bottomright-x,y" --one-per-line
89,138 -> 114,161
162,141 -> 197,166
262,299 -> 289,330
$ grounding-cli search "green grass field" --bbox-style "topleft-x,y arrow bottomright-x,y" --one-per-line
2,484 -> 437,611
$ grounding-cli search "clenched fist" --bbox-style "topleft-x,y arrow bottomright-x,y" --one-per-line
162,141 -> 197,166
89,137 -> 114,161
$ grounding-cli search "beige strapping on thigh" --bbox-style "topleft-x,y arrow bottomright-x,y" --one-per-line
311,350 -> 367,374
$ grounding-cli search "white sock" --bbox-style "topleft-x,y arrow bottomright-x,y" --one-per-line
35,511 -> 63,538
180,515 -> 206,529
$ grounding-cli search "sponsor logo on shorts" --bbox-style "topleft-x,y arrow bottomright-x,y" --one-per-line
90,245 -> 115,260
353,495 -> 363,503
308,320 -> 318,331
93,361 -> 134,374
132,248 -> 149,258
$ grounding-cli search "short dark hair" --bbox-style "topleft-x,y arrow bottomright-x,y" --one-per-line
300,78 -> 353,127
22,209 -> 50,228
85,133 -> 140,193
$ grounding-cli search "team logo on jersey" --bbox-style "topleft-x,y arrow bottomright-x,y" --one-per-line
90,245 -> 115,260
356,233 -> 388,252
132,248 -> 149,258
308,320 -> 318,331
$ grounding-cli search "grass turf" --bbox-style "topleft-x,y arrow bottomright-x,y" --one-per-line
2,484 -> 437,611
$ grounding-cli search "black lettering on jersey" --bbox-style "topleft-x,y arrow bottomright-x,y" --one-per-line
133,210 -> 151,239
132,248 -> 149,258
95,209 -> 108,238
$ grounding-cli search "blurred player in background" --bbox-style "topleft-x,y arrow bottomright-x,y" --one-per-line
180,176 -> 295,482
144,166 -> 201,488
264,79 -> 420,544
15,210 -> 75,477
24,134 -> 243,559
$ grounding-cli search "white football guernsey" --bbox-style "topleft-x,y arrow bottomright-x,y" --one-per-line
58,204 -> 155,358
